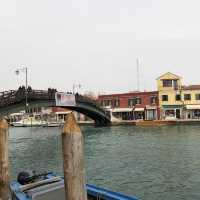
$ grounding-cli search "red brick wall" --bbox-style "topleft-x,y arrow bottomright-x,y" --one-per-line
98,91 -> 159,108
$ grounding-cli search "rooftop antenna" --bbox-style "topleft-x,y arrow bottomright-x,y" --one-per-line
136,58 -> 140,91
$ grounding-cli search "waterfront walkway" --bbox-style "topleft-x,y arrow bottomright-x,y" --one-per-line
111,119 -> 200,126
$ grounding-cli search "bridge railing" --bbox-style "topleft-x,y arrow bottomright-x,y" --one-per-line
0,90 -> 16,98
0,90 -> 18,107
0,88 -> 57,108
28,90 -> 49,100
33,89 -> 57,100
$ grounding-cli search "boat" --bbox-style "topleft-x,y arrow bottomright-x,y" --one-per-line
10,171 -> 139,200
42,121 -> 62,127
11,117 -> 47,127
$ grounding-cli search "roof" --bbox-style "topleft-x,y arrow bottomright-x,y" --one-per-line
156,72 -> 182,80
98,91 -> 158,99
182,85 -> 200,90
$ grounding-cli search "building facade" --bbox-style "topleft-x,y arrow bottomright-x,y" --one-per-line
157,72 -> 200,120
181,85 -> 200,119
98,91 -> 159,121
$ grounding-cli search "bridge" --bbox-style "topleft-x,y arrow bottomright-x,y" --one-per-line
0,87 -> 111,126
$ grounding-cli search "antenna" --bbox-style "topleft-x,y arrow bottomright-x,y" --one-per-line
136,58 -> 140,91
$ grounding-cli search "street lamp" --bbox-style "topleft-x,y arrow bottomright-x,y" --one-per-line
72,84 -> 81,94
15,67 -> 28,112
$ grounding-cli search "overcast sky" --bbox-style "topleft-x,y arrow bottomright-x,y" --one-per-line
1,0 -> 200,94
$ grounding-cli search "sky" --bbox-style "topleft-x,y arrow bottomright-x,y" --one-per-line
1,0 -> 200,94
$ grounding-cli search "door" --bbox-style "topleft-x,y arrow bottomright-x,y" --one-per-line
147,110 -> 154,120
176,109 -> 180,119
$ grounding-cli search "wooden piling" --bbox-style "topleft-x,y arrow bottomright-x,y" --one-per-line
0,119 -> 10,200
62,113 -> 87,200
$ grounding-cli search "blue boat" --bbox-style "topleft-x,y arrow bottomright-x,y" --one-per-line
10,171 -> 139,200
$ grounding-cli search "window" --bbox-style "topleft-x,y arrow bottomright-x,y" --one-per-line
184,94 -> 191,101
163,80 -> 172,87
196,94 -> 200,100
165,109 -> 175,117
165,109 -> 175,118
103,99 -> 112,106
162,95 -> 168,101
128,98 -> 136,107
176,94 -> 181,101
150,96 -> 157,104
173,80 -> 178,90
113,99 -> 120,107
136,97 -> 142,105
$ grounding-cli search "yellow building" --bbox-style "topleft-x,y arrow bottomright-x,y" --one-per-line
157,72 -> 200,120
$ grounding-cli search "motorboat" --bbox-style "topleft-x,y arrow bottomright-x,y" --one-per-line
10,171 -> 139,200
11,117 -> 47,127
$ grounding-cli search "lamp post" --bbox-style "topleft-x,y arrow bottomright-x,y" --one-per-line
72,84 -> 81,94
15,67 -> 28,112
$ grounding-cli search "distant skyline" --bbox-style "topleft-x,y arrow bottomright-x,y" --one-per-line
1,0 -> 200,94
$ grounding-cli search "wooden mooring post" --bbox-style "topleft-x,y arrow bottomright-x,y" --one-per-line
62,113 -> 87,200
0,119 -> 10,200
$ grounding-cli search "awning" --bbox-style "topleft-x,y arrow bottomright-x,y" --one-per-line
112,108 -> 133,113
163,105 -> 183,109
134,108 -> 144,112
186,105 -> 200,110
146,106 -> 157,110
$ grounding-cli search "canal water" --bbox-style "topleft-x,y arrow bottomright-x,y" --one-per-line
9,125 -> 200,200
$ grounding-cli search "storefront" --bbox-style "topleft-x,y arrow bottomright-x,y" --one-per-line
134,108 -> 145,120
162,105 -> 183,120
112,108 -> 134,120
185,105 -> 200,119
146,106 -> 157,120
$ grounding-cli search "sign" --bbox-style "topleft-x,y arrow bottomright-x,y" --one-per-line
55,92 -> 76,106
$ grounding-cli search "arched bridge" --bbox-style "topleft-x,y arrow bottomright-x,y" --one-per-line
0,88 -> 111,126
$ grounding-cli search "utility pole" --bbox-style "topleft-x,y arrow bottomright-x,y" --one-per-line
25,67 -> 28,109
136,58 -> 140,91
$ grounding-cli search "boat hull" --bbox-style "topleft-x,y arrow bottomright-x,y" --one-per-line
10,172 -> 138,200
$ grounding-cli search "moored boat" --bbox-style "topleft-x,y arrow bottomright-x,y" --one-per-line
10,171 -> 139,200
11,117 -> 47,127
